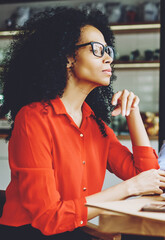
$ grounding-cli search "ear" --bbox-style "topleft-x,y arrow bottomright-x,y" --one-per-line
67,56 -> 74,69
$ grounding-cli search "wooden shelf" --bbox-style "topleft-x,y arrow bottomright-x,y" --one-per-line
0,30 -> 19,38
0,134 -> 8,139
117,135 -> 158,140
114,61 -> 160,70
111,22 -> 160,34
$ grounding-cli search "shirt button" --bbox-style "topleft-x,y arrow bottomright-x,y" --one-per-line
80,133 -> 83,137
80,220 -> 83,225
82,161 -> 86,164
83,187 -> 87,191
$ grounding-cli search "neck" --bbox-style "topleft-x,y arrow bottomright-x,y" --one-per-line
60,78 -> 95,113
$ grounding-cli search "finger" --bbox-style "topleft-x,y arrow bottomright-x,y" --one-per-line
126,92 -> 134,116
111,107 -> 121,116
155,188 -> 163,194
159,182 -> 165,188
121,89 -> 129,116
145,188 -> 163,195
132,95 -> 140,108
158,169 -> 165,176
111,91 -> 122,106
153,183 -> 164,194
159,176 -> 165,183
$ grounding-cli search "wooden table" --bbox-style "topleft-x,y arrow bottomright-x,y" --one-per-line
83,195 -> 165,240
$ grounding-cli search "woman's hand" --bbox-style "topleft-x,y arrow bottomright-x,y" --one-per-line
111,89 -> 150,146
128,169 -> 165,196
111,89 -> 140,117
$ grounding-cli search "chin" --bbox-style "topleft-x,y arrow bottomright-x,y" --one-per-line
88,77 -> 110,88
101,78 -> 111,86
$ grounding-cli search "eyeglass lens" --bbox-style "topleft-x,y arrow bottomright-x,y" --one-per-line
92,43 -> 114,59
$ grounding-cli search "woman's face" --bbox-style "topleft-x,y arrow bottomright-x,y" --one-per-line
68,25 -> 113,89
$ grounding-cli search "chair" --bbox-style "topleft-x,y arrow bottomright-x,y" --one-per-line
0,190 -> 6,217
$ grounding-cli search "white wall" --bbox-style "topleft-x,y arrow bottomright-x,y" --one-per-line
0,139 -> 10,190
114,31 -> 160,113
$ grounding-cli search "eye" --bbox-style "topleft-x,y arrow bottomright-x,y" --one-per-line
93,43 -> 103,56
106,47 -> 111,56
93,46 -> 100,54
107,47 -> 114,59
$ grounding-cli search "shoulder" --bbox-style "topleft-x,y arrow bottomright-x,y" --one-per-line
13,102 -> 53,135
15,102 -> 52,122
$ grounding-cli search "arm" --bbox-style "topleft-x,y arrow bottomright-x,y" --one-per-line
109,89 -> 159,179
86,169 -> 165,220
111,89 -> 150,146
9,105 -> 87,235
85,90 -> 165,220
126,106 -> 150,146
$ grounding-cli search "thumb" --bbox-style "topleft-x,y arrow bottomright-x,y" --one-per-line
112,108 -> 121,116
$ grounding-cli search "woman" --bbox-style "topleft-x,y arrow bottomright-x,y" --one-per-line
0,7 -> 164,240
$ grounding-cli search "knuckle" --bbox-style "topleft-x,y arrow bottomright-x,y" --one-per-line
123,89 -> 129,94
149,169 -> 155,174
129,91 -> 134,96
128,93 -> 134,100
156,179 -> 160,184
153,169 -> 158,174
136,96 -> 140,101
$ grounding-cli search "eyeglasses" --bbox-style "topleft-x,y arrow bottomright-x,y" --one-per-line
76,41 -> 114,59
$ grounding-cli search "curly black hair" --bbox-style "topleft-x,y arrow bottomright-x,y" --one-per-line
0,6 -> 116,138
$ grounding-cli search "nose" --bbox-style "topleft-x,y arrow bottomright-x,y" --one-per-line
103,52 -> 113,64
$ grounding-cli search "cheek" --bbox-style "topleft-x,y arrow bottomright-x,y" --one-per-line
73,59 -> 102,79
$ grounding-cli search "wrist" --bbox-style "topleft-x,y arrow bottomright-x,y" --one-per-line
125,177 -> 140,197
126,106 -> 140,120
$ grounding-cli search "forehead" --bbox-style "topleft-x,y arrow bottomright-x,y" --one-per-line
79,25 -> 106,44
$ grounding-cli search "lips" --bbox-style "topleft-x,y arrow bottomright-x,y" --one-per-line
103,69 -> 111,72
102,68 -> 112,75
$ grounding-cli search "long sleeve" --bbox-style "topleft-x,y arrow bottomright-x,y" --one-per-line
7,105 -> 87,235
106,128 -> 159,180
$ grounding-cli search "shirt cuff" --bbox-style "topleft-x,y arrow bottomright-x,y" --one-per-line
132,145 -> 159,170
74,197 -> 87,228
132,145 -> 158,158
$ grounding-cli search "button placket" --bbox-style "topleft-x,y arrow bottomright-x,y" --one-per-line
78,131 -> 87,196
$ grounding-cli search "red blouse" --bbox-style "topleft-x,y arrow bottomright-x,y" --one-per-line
0,97 -> 159,235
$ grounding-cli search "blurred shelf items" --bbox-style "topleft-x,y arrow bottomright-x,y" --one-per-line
110,112 -> 159,138
78,1 -> 160,25
0,1 -> 160,31
141,112 -> 159,137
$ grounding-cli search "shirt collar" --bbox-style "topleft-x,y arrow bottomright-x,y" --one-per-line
50,96 -> 94,118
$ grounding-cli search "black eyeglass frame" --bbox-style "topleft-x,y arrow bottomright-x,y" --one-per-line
76,41 -> 114,59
